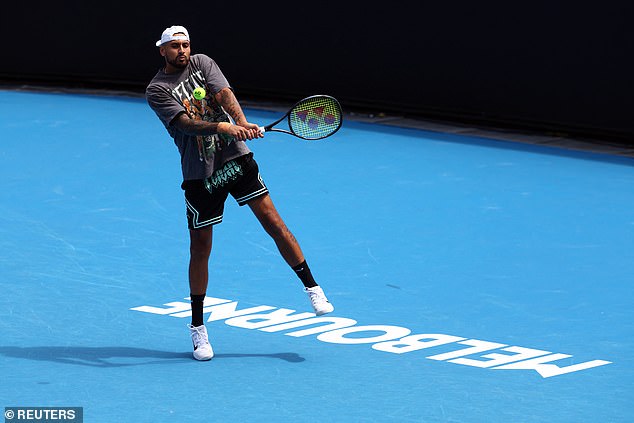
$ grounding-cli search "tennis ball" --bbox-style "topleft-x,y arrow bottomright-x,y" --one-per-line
193,87 -> 206,100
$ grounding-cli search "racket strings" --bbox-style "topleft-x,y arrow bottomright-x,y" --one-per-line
288,97 -> 342,140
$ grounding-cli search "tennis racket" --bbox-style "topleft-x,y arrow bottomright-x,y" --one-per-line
259,95 -> 343,140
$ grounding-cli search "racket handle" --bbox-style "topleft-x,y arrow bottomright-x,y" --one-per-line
259,126 -> 266,134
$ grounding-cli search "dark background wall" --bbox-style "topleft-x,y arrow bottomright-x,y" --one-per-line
2,1 -> 633,142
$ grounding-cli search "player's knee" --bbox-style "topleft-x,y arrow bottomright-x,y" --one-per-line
252,200 -> 292,240
267,220 -> 292,241
189,229 -> 212,256
190,242 -> 211,258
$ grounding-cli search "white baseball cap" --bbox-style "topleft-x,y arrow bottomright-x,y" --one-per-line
155,25 -> 190,47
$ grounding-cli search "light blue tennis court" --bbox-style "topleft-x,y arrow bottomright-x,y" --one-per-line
0,90 -> 632,422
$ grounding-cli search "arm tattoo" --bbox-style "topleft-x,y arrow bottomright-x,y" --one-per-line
171,112 -> 220,136
218,88 -> 246,123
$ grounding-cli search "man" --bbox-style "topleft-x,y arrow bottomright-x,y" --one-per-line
146,26 -> 334,361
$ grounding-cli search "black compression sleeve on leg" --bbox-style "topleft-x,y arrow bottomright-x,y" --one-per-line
292,260 -> 318,288
190,294 -> 206,327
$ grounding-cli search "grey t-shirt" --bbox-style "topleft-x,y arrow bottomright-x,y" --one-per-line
146,54 -> 251,181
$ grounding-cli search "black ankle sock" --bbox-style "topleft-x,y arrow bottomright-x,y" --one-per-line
190,294 -> 206,327
292,261 -> 318,288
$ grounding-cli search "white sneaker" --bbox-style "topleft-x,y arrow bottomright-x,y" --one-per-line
188,324 -> 214,361
305,286 -> 334,316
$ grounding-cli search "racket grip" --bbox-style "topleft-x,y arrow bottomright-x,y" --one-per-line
259,126 -> 266,134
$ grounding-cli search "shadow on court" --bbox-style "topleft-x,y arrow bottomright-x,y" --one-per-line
0,346 -> 305,367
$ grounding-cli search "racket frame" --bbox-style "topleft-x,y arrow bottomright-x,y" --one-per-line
259,95 -> 343,140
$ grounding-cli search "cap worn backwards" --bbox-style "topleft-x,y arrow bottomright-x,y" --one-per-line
155,25 -> 190,47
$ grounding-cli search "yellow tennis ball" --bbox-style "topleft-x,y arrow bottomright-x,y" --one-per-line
193,87 -> 206,100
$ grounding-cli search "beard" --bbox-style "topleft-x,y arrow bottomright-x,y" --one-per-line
166,54 -> 189,69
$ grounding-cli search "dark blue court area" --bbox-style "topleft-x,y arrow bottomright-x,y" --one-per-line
1,90 -> 632,422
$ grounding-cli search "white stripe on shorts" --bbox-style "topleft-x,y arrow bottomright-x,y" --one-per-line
185,197 -> 223,228
235,187 -> 268,205
235,172 -> 268,205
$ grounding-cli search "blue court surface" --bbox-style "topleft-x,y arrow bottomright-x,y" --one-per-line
1,90 -> 633,422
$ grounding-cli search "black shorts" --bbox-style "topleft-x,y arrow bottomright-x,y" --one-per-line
181,154 -> 269,229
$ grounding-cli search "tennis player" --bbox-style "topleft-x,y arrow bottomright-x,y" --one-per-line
146,26 -> 334,361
